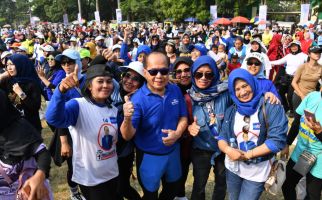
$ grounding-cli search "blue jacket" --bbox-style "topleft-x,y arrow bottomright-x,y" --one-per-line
192,90 -> 232,152
218,97 -> 287,161
43,69 -> 66,101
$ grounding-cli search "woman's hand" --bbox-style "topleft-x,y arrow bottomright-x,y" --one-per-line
59,65 -> 79,93
36,65 -> 46,78
305,116 -> 322,134
264,92 -> 280,104
280,145 -> 289,159
226,147 -> 245,161
188,117 -> 200,136
21,170 -> 49,200
12,83 -> 23,96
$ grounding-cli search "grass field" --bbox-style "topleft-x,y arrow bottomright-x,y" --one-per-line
42,122 -> 285,200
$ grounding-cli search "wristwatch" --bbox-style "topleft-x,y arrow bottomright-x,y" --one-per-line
19,92 -> 27,100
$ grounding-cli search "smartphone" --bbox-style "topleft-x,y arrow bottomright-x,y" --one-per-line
304,109 -> 317,123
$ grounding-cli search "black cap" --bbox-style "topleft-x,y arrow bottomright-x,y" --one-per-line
173,57 -> 193,70
86,64 -> 113,80
231,53 -> 239,59
308,46 -> 322,53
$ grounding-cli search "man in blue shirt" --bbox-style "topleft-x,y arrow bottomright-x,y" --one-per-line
121,52 -> 188,200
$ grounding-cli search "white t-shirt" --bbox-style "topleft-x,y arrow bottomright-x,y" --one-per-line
270,53 -> 308,76
69,98 -> 119,186
225,110 -> 271,182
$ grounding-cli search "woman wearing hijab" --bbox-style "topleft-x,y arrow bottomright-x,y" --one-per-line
47,49 -> 87,200
267,34 -> 283,80
172,57 -> 193,200
0,54 -> 42,132
187,55 -> 232,200
36,51 -> 66,101
218,68 -> 288,200
115,61 -> 145,200
0,88 -> 53,200
242,38 -> 271,79
244,52 -> 280,99
46,64 -> 119,200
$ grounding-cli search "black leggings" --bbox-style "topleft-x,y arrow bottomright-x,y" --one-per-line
287,93 -> 302,145
276,75 -> 294,113
79,177 -> 118,200
282,159 -> 322,200
117,152 -> 141,200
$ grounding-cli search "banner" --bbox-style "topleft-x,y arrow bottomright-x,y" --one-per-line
258,5 -> 267,30
300,4 -> 310,23
116,9 -> 122,24
210,5 -> 217,21
94,11 -> 100,24
63,14 -> 69,26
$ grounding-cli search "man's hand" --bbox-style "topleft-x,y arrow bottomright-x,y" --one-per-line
161,129 -> 180,146
123,95 -> 134,118
188,116 -> 200,136
21,170 -> 49,200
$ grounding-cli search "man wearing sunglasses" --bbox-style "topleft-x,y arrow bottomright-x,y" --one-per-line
121,52 -> 188,200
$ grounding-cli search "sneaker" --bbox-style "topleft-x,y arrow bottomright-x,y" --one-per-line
173,197 -> 188,200
71,192 -> 86,200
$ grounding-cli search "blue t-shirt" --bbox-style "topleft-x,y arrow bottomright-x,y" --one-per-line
291,91 -> 322,178
317,35 -> 322,46
130,83 -> 188,154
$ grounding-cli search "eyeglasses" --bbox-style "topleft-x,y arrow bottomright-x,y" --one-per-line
123,72 -> 141,82
246,61 -> 261,66
193,72 -> 214,80
147,68 -> 169,76
61,59 -> 75,66
46,57 -> 55,61
175,68 -> 190,75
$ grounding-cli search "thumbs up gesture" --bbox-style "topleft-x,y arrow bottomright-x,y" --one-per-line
123,95 -> 135,118
59,64 -> 79,93
188,116 -> 200,136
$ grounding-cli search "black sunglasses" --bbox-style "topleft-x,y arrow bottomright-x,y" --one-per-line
194,72 -> 214,80
147,68 -> 169,76
61,59 -> 75,66
123,72 -> 141,82
247,61 -> 261,66
175,68 -> 190,75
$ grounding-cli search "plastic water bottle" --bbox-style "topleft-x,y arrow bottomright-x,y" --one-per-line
228,138 -> 239,172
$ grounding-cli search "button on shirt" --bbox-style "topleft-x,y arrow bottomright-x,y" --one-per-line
130,83 -> 188,154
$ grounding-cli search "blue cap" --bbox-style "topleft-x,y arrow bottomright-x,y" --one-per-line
55,49 -> 81,62
190,43 -> 208,56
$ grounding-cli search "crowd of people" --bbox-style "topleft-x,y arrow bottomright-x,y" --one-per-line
0,19 -> 321,200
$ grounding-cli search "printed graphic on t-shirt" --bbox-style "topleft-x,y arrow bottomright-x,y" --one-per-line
96,123 -> 117,161
0,161 -> 23,195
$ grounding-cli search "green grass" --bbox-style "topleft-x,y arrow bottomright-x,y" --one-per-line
42,122 -> 285,200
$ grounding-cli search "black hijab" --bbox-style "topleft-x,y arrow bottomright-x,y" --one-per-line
0,89 -> 42,165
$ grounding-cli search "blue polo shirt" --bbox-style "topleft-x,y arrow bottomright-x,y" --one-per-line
130,83 -> 188,154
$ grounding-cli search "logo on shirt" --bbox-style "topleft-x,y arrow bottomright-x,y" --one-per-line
96,123 -> 117,161
253,123 -> 261,130
171,99 -> 179,105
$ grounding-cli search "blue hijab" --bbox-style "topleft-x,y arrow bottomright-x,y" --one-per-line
228,68 -> 263,116
8,54 -> 42,88
189,56 -> 228,103
191,55 -> 220,94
